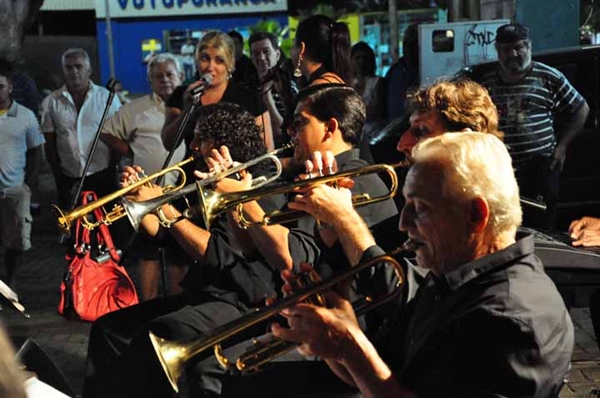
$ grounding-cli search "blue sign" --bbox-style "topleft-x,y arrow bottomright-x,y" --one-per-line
96,0 -> 287,18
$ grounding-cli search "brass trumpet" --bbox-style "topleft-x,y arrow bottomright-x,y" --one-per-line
53,144 -> 291,235
122,144 -> 290,231
149,244 -> 411,392
53,157 -> 194,235
195,161 -> 409,230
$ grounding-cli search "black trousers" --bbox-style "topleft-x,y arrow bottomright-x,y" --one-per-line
56,167 -> 117,209
515,156 -> 561,230
83,294 -> 269,398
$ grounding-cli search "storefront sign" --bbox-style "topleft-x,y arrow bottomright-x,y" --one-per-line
96,0 -> 288,18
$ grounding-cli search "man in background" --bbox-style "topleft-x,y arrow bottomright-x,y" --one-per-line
228,30 -> 258,91
0,57 -> 42,213
479,23 -> 589,229
41,48 -> 121,208
100,53 -> 186,301
249,31 -> 297,147
0,63 -> 44,288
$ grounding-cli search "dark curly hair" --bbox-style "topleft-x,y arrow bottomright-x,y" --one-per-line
193,103 -> 267,173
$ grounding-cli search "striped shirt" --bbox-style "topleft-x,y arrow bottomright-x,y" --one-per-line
480,61 -> 585,163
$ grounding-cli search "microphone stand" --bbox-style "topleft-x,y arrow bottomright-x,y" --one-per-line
150,84 -> 207,297
68,78 -> 118,211
59,79 -> 117,245
156,85 -> 205,185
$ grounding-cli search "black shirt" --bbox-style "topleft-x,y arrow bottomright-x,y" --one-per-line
165,81 -> 267,184
287,148 -> 399,275
166,81 -> 266,153
167,81 -> 264,117
231,55 -> 258,91
286,149 -> 401,333
364,233 -> 574,398
180,196 -> 283,309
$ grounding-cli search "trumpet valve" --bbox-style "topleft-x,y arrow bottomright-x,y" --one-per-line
235,336 -> 297,374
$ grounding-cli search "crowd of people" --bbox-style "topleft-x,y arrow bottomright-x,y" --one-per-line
2,16 -> 600,398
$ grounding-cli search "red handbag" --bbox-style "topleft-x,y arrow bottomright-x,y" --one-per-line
57,191 -> 139,322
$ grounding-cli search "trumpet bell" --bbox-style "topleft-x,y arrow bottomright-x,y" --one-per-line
149,249 -> 408,390
122,197 -> 143,231
149,333 -> 186,393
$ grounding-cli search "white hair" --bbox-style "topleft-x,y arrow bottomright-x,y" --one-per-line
412,131 -> 522,234
146,53 -> 181,79
61,48 -> 91,68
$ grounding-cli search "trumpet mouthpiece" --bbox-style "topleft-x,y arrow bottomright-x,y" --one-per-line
400,239 -> 418,252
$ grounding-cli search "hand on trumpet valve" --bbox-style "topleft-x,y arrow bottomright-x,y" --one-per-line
288,183 -> 354,227
194,166 -> 253,194
194,145 -> 254,193
120,165 -> 146,187
271,267 -> 360,360
206,146 -> 235,173
297,151 -> 337,180
120,165 -> 163,201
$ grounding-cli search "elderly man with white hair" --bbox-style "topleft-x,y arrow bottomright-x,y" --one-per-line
100,53 -> 187,301
274,132 -> 574,398
41,48 -> 122,208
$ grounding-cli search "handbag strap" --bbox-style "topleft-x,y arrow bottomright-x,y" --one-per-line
73,194 -> 94,253
94,207 -> 121,262
76,191 -> 121,263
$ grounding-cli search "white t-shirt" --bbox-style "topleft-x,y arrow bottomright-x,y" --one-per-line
102,93 -> 185,187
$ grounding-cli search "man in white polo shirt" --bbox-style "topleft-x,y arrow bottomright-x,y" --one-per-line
0,64 -> 45,287
41,48 -> 121,208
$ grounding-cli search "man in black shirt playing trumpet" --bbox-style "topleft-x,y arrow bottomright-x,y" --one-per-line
273,132 -> 574,398
83,84 -> 400,397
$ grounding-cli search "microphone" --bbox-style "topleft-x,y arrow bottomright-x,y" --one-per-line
191,73 -> 213,101
106,77 -> 117,93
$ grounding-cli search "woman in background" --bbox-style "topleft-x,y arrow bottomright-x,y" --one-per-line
351,41 -> 381,139
291,14 -> 352,87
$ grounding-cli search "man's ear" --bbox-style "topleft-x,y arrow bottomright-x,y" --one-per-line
324,118 -> 338,139
469,197 -> 489,232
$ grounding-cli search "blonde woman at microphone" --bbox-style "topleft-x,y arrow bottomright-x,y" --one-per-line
161,30 -> 273,153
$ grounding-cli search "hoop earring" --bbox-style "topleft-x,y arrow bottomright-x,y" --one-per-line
293,55 -> 303,78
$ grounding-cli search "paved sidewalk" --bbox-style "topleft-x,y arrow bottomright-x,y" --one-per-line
1,169 -> 600,397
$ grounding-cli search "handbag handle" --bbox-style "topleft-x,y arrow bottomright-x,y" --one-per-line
74,191 -> 121,263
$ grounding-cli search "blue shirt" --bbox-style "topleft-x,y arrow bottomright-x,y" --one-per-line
0,101 -> 45,190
